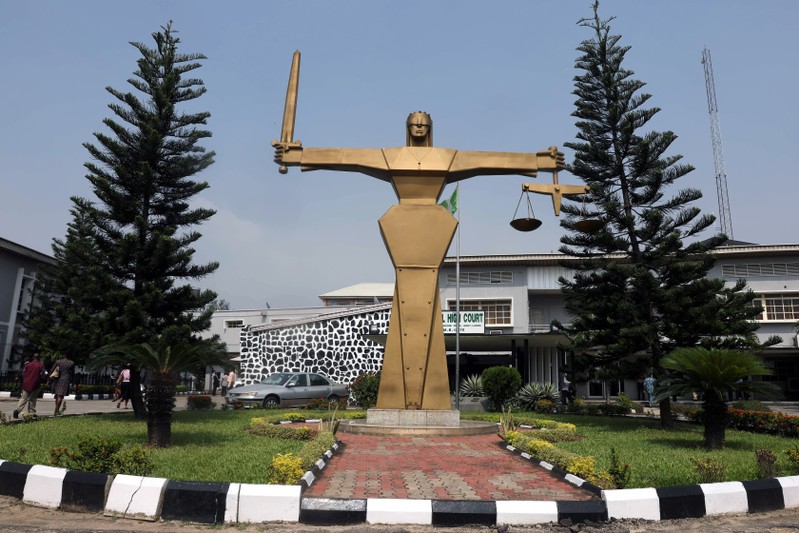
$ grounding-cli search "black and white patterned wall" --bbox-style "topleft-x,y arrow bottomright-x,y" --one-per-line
239,306 -> 390,386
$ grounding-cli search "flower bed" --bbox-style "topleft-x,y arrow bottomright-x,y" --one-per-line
680,406 -> 799,438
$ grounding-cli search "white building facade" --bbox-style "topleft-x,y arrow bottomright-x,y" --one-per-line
210,243 -> 799,400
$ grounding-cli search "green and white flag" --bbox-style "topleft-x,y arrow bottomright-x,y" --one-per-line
439,186 -> 458,214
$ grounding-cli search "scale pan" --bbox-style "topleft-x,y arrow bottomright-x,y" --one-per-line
510,218 -> 542,232
573,219 -> 603,232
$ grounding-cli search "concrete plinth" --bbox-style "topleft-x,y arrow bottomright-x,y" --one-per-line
367,408 -> 461,427
338,409 -> 497,436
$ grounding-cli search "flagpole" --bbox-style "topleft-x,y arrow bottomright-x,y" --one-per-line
454,184 -> 461,411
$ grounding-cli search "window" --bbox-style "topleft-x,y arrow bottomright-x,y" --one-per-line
448,299 -> 512,326
753,294 -> 799,321
309,374 -> 329,387
225,320 -> 244,329
722,263 -> 799,278
287,374 -> 307,387
446,271 -> 513,286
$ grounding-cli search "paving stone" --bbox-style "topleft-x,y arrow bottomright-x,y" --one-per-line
304,432 -> 598,502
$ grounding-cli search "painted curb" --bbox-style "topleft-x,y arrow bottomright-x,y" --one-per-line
2,457 -> 799,526
161,480 -> 229,524
0,460 -> 32,499
300,497 -> 367,525
367,497 -> 432,524
61,470 -> 111,513
22,464 -> 67,508
432,500 -> 496,526
104,474 -> 168,521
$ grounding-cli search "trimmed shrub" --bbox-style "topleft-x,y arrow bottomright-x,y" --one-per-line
727,409 -> 799,437
296,431 -> 337,471
534,399 -> 554,414
351,371 -> 381,409
267,453 -> 304,484
616,392 -> 642,413
113,445 -> 153,476
691,456 -> 726,483
671,403 -> 701,421
785,445 -> 799,475
305,397 -> 348,410
48,435 -> 153,476
480,366 -> 522,411
246,420 -> 318,440
535,428 -> 582,443
567,455 -> 597,480
755,448 -> 780,479
732,399 -> 771,412
187,395 -> 214,410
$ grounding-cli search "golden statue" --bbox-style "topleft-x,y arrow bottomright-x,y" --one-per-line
273,51 -> 566,411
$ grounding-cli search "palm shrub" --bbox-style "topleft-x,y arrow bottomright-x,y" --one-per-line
514,382 -> 560,410
656,347 -> 781,450
480,366 -> 522,411
91,338 -> 227,448
459,374 -> 484,397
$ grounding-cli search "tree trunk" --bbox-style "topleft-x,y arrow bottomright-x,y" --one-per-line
146,374 -> 176,448
703,392 -> 727,450
130,368 -> 147,420
659,397 -> 673,429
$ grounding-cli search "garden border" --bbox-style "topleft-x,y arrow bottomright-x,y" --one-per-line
1,416 -> 799,526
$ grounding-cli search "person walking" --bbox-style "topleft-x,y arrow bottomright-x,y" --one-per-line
49,355 -> 75,416
643,374 -> 656,407
13,353 -> 45,418
559,373 -> 572,405
227,369 -> 236,390
116,363 -> 132,409
220,371 -> 229,397
211,372 -> 220,396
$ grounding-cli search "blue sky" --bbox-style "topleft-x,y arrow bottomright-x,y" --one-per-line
1,1 -> 796,308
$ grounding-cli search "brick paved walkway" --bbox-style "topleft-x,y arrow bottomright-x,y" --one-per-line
304,432 -> 598,501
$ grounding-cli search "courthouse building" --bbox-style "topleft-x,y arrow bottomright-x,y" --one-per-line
215,242 -> 799,401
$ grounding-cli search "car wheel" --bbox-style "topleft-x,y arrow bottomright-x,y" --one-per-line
263,395 -> 280,409
327,394 -> 339,403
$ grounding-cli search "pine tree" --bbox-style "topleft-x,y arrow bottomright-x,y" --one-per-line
80,21 -> 218,344
26,22 -> 220,412
557,2 -> 770,428
25,203 -> 114,363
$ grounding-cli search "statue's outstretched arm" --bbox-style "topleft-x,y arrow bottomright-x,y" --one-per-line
446,146 -> 565,183
274,144 -> 391,181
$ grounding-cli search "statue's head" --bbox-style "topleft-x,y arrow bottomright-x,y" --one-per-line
406,111 -> 433,147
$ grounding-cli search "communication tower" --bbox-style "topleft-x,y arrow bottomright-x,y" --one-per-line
701,47 -> 734,240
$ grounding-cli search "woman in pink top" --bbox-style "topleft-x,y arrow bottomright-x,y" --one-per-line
117,363 -> 132,409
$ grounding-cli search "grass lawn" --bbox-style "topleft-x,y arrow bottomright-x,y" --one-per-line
467,411 -> 797,488
2,409 -> 796,487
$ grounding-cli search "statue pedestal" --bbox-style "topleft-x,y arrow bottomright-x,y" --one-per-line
338,408 -> 497,436
366,408 -> 460,428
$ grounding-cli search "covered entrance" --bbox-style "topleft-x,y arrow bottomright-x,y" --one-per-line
443,333 -> 569,392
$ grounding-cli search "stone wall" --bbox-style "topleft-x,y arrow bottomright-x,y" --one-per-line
239,305 -> 390,386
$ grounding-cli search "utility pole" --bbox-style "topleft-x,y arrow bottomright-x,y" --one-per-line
702,47 -> 734,240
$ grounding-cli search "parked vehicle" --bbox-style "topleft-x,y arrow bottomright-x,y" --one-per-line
225,372 -> 349,408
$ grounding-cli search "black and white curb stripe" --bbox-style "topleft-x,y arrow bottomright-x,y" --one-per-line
6,456 -> 797,526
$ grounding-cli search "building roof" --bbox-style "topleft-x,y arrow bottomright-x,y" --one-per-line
443,243 -> 799,267
0,237 -> 56,265
249,302 -> 392,333
319,283 -> 395,299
